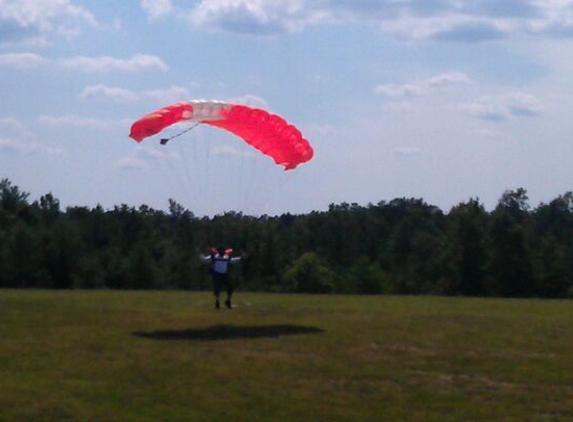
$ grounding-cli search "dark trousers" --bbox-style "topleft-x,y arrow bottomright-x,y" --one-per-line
212,272 -> 234,299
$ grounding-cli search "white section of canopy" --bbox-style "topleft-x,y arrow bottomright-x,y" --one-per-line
185,100 -> 234,122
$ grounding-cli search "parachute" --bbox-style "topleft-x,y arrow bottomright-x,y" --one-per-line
129,101 -> 313,170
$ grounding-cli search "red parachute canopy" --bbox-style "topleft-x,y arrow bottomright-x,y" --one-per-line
129,101 -> 313,170
210,246 -> 233,255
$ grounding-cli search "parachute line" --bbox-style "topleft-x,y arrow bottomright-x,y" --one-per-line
160,123 -> 201,145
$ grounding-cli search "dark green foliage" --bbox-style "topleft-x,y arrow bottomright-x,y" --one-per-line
282,252 -> 335,293
344,257 -> 392,294
488,189 -> 534,297
1,178 -> 573,297
442,199 -> 489,296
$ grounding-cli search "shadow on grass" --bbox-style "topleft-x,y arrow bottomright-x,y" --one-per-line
133,324 -> 325,341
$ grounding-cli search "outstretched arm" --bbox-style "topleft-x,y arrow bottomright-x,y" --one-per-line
199,254 -> 212,264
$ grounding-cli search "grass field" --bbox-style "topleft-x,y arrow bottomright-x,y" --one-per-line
1,290 -> 572,421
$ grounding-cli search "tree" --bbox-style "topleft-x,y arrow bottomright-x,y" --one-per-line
346,257 -> 392,294
532,193 -> 573,297
443,199 -> 489,296
489,189 -> 534,297
283,252 -> 334,293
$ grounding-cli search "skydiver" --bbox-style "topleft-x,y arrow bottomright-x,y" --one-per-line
200,245 -> 242,309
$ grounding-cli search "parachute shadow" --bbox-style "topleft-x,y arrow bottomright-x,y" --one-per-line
133,324 -> 324,341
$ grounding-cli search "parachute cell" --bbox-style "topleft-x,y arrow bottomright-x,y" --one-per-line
129,101 -> 313,170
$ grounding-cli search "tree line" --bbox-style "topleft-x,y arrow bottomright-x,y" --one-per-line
0,178 -> 572,297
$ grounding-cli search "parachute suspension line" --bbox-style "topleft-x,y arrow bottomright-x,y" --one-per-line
160,123 -> 201,145
162,122 -> 204,216
163,132 -> 200,214
237,145 -> 246,214
241,154 -> 259,215
164,150 -> 195,213
175,135 -> 204,215
235,143 -> 254,215
257,166 -> 292,217
191,133 -> 207,213
203,134 -> 212,215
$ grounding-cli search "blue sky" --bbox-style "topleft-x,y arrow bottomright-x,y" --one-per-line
1,0 -> 573,216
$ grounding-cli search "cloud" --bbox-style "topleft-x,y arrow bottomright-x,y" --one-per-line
0,0 -> 97,44
306,124 -> 337,135
431,22 -> 507,43
80,84 -> 190,103
392,146 -> 422,157
504,92 -> 543,116
37,114 -> 116,129
228,94 -> 268,107
114,156 -> 147,171
187,0 -> 326,35
181,1 -> 573,42
375,72 -> 472,98
463,92 -> 543,121
212,144 -> 256,158
59,54 -> 168,72
0,52 -> 46,68
141,0 -> 173,20
0,116 -> 33,137
382,101 -> 416,113
0,53 -> 169,73
0,116 -> 26,130
80,84 -> 139,102
135,145 -> 180,162
80,84 -> 269,108
463,103 -> 508,122
143,86 -> 190,102
0,136 -> 64,156
114,145 -> 180,171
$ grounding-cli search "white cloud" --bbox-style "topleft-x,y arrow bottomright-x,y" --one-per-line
381,15 -> 508,43
143,86 -> 190,102
0,52 -> 46,68
0,116 -> 26,130
375,72 -> 472,98
0,136 -> 64,156
37,114 -> 116,129
114,156 -> 147,171
228,94 -> 268,107
463,103 -> 508,122
306,124 -> 336,135
59,54 -> 168,72
382,101 -> 416,113
0,116 -> 33,137
182,1 -> 573,42
80,84 -> 139,102
392,146 -> 422,156
0,137 -> 19,153
114,145 -> 180,171
79,85 -> 270,107
141,0 -> 173,20
188,0 -> 327,35
0,53 -> 169,73
0,0 -> 97,44
504,92 -> 544,116
463,92 -> 543,121
135,145 -> 180,162
212,144 -> 256,158
80,84 -> 190,103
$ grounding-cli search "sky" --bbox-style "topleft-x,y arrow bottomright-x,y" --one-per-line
1,0 -> 573,216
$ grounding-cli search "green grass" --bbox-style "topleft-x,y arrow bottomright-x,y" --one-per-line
1,290 -> 572,421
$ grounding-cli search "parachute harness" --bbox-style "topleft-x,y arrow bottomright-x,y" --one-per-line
160,123 -> 201,145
